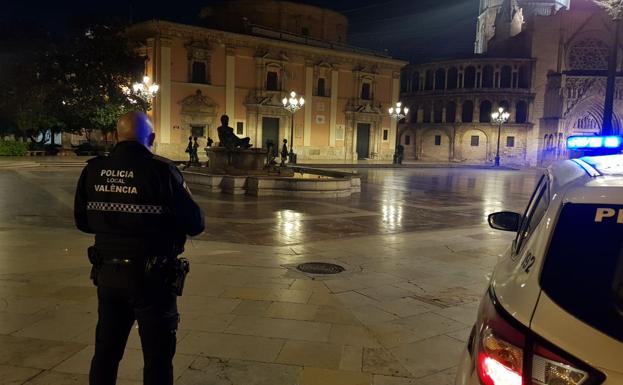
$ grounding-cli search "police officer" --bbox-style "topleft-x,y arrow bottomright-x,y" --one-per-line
74,111 -> 205,385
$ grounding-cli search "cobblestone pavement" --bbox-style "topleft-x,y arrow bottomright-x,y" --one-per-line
0,167 -> 539,384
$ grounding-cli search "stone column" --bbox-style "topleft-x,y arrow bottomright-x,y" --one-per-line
455,98 -> 463,123
226,47 -> 236,122
442,107 -> 447,123
449,126 -> 456,160
474,99 -> 481,123
417,107 -> 424,123
157,38 -> 172,145
509,99 -> 517,123
304,65 -> 313,147
390,74 -> 400,153
329,70 -> 339,147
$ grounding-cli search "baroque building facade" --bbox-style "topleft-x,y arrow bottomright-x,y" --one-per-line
401,0 -> 623,166
127,0 -> 406,162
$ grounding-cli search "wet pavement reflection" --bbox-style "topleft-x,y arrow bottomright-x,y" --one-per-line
0,167 -> 539,246
194,168 -> 539,245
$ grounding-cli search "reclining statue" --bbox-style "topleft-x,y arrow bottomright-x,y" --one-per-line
217,115 -> 252,150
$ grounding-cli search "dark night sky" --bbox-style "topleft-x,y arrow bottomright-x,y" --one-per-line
4,0 -> 479,62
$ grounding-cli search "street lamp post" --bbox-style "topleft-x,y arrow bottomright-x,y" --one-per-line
491,107 -> 510,167
388,102 -> 409,164
282,91 -> 305,164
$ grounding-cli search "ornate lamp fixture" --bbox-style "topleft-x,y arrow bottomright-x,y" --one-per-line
122,75 -> 160,105
388,102 -> 409,120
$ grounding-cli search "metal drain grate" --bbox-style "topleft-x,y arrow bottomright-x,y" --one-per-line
296,262 -> 345,275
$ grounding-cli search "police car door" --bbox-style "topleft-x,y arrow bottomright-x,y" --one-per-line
491,174 -> 551,327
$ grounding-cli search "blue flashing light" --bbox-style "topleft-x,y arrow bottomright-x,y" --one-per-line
567,135 -> 623,150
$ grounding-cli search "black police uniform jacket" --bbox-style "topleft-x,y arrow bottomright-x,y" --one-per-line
74,141 -> 205,258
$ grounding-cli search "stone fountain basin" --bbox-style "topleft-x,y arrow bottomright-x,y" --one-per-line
182,167 -> 361,198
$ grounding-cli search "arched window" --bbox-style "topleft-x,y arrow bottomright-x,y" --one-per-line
516,100 -> 528,123
499,100 -> 510,113
423,103 -> 432,123
425,69 -> 434,90
568,38 -> 609,70
447,67 -> 458,89
462,100 -> 474,123
464,66 -> 476,89
435,68 -> 446,90
317,77 -> 326,96
518,66 -> 529,88
482,65 -> 494,88
480,100 -> 492,123
412,72 -> 420,91
410,105 -> 418,123
500,66 -> 512,88
400,73 -> 408,92
434,101 -> 443,123
446,101 -> 456,123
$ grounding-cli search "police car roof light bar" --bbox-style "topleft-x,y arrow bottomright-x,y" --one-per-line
567,135 -> 623,150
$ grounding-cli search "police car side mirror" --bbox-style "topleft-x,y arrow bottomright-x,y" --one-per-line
488,211 -> 521,232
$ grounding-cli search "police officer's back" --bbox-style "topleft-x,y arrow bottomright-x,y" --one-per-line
74,112 -> 204,385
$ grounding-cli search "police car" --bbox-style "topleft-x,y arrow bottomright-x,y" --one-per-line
456,145 -> 623,385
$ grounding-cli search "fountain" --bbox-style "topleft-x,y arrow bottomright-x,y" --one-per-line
182,116 -> 360,197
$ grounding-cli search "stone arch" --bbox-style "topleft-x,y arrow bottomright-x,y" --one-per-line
482,65 -> 494,88
518,65 -> 530,88
425,69 -> 434,90
435,68 -> 446,90
447,67 -> 458,89
563,95 -> 622,135
411,71 -> 420,91
515,100 -> 528,123
421,127 -> 451,161
462,100 -> 474,123
464,66 -> 476,89
423,102 -> 432,123
479,100 -> 492,123
400,72 -> 409,92
433,100 -> 443,123
460,128 -> 489,163
500,65 -> 512,88
446,101 -> 457,123
499,100 -> 510,113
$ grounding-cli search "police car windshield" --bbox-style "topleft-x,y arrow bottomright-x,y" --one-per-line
541,203 -> 623,343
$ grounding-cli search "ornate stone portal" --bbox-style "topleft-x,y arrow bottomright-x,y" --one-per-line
179,90 -> 218,140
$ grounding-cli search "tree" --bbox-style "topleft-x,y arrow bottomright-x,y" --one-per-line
0,20 -> 148,147
48,22 -> 149,138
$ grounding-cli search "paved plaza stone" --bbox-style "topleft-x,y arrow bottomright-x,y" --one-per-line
0,166 -> 538,384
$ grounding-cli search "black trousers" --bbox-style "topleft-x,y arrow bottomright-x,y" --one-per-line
89,268 -> 179,385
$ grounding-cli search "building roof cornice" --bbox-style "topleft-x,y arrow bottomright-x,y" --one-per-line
127,20 -> 408,70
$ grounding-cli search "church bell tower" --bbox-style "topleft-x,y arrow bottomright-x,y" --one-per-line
475,0 -> 571,53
